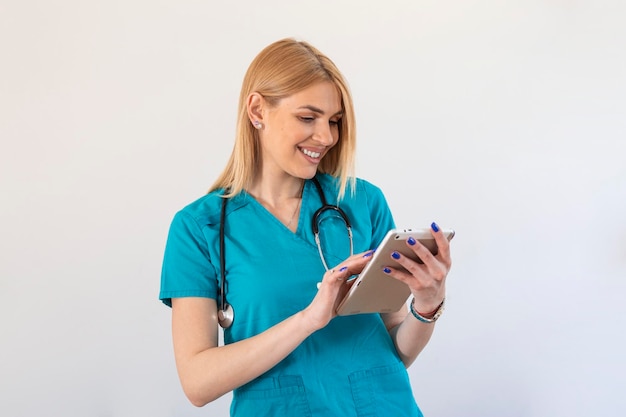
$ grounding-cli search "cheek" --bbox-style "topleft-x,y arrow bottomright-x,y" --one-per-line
285,120 -> 309,137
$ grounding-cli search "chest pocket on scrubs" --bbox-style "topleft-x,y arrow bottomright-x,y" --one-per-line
315,209 -> 353,269
232,375 -> 312,417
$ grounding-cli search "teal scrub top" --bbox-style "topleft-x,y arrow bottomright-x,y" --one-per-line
160,174 -> 423,417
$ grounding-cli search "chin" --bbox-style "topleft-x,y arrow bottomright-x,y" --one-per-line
290,166 -> 319,180
302,168 -> 320,179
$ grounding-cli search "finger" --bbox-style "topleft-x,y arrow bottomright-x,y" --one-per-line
357,249 -> 376,258
318,250 -> 375,289
351,249 -> 375,263
430,222 -> 452,264
388,250 -> 428,281
335,266 -> 349,281
322,267 -> 345,282
382,264 -> 428,289
317,265 -> 352,290
337,250 -> 376,276
406,235 -> 438,267
390,247 -> 448,284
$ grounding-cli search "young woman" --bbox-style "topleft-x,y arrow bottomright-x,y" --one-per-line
160,38 -> 452,417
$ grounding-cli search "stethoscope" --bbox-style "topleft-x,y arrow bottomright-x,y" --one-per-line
217,176 -> 353,328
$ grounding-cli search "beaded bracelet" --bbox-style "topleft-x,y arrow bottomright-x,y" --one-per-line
409,297 -> 445,323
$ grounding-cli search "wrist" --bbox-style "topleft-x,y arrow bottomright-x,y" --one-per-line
415,301 -> 441,318
298,307 -> 327,335
410,297 -> 445,323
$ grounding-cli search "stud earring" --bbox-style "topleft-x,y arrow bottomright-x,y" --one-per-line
253,120 -> 263,129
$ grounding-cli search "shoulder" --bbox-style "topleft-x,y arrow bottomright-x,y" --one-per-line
177,191 -> 223,225
172,189 -> 250,229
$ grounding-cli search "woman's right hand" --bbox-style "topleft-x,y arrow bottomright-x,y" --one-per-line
301,250 -> 375,331
171,250 -> 374,406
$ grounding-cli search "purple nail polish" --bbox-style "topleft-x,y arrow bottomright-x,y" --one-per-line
339,266 -> 348,272
383,267 -> 391,274
407,237 -> 416,246
363,250 -> 375,258
431,222 -> 440,233
391,251 -> 401,260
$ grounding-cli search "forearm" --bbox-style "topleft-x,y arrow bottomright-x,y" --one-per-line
388,312 -> 436,367
173,257 -> 372,406
177,311 -> 315,406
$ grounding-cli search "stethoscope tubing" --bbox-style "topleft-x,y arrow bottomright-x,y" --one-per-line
218,176 -> 353,328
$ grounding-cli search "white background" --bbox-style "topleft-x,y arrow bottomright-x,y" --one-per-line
1,1 -> 625,416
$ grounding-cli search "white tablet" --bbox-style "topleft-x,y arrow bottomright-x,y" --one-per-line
336,228 -> 455,316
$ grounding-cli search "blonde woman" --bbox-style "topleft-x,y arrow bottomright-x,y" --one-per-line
160,38 -> 452,417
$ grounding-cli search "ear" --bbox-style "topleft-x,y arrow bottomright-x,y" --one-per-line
246,92 -> 265,125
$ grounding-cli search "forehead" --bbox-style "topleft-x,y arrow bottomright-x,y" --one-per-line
277,81 -> 342,113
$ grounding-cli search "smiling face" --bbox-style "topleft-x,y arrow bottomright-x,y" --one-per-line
254,81 -> 343,182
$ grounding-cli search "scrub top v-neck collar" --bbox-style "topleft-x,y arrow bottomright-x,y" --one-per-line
242,179 -> 317,237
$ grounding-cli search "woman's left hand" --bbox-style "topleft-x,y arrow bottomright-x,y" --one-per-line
383,222 -> 452,314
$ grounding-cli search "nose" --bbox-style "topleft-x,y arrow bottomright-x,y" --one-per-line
313,122 -> 336,146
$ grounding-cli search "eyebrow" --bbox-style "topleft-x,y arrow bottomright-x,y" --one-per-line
298,105 -> 343,117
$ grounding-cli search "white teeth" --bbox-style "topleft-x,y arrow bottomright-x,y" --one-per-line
301,148 -> 321,158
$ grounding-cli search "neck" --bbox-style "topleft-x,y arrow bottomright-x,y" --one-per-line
247,176 -> 305,207
246,176 -> 305,231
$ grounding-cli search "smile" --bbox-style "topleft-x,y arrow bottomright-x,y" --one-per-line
300,148 -> 321,159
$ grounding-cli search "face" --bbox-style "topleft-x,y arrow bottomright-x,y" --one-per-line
256,81 -> 342,181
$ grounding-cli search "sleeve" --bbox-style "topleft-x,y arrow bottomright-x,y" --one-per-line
364,181 -> 396,248
159,210 -> 218,307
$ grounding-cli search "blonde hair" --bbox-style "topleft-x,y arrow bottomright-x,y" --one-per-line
209,38 -> 357,199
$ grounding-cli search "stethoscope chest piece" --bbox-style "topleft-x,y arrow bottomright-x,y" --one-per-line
218,303 -> 234,329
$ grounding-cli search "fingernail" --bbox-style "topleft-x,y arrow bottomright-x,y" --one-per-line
383,267 -> 391,274
407,237 -> 416,246
391,251 -> 401,260
363,250 -> 375,258
339,266 -> 348,272
431,222 -> 440,233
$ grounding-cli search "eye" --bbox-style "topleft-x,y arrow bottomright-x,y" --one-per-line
330,119 -> 341,126
299,116 -> 315,123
